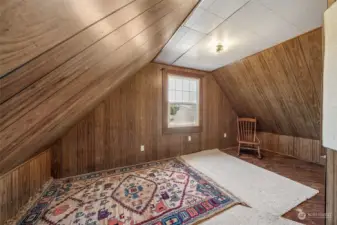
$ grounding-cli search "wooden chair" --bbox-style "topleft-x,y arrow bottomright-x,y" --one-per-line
237,117 -> 262,159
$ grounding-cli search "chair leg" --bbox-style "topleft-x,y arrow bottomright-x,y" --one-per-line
257,146 -> 262,159
237,144 -> 241,156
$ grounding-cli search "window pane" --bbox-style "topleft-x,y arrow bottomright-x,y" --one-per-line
167,74 -> 199,128
176,78 -> 182,90
175,90 -> 182,102
168,77 -> 175,90
183,79 -> 189,91
168,103 -> 199,127
183,91 -> 189,102
169,90 -> 175,102
190,80 -> 196,91
189,92 -> 196,103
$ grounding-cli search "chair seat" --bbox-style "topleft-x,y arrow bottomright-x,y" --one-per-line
238,140 -> 260,145
237,117 -> 261,159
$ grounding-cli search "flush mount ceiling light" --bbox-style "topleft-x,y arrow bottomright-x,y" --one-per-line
209,37 -> 231,54
216,43 -> 224,53
215,41 -> 230,53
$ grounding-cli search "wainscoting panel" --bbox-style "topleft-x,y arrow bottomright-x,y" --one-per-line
0,149 -> 51,224
51,63 -> 238,178
258,132 -> 324,165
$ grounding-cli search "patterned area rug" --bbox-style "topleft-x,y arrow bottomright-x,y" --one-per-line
19,158 -> 240,225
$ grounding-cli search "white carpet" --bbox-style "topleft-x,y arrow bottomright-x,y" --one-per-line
202,205 -> 303,225
181,149 -> 318,216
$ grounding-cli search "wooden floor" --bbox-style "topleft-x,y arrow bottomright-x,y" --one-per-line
224,148 -> 325,225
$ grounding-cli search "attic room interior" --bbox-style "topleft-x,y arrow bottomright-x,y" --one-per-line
1,0 -> 337,224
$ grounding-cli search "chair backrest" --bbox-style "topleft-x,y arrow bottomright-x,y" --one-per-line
237,117 -> 257,142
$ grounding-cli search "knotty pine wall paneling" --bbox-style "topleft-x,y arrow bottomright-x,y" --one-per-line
258,132 -> 325,165
51,63 -> 238,178
0,0 -> 198,176
0,150 -> 51,224
213,28 -> 323,140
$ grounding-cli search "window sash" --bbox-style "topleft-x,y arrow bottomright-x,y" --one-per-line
167,74 -> 200,128
168,75 -> 199,104
162,69 -> 203,134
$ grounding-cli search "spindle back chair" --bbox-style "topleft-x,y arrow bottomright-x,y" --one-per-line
237,117 -> 261,159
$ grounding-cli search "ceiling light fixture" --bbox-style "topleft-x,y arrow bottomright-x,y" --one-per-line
216,44 -> 224,53
208,37 -> 231,54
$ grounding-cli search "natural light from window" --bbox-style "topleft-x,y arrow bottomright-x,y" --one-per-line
168,75 -> 199,128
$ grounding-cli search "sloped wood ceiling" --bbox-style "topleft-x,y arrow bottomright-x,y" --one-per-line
213,28 -> 322,140
0,0 -> 198,175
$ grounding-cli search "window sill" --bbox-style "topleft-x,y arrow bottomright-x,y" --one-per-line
162,126 -> 202,134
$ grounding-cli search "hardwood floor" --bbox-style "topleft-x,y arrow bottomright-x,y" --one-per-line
223,148 -> 325,225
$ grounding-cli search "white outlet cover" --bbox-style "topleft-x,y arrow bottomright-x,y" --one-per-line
140,145 -> 145,152
224,133 -> 227,138
188,136 -> 192,141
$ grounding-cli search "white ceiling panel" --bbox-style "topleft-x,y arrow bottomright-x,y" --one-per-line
155,26 -> 205,65
184,8 -> 224,34
155,0 -> 327,71
257,0 -> 327,33
198,0 -> 217,9
229,0 -> 302,46
208,0 -> 249,19
174,28 -> 206,51
173,23 -> 264,71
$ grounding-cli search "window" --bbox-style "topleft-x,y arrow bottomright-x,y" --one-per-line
162,69 -> 203,133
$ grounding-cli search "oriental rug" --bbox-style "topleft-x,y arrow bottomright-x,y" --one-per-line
19,158 -> 240,225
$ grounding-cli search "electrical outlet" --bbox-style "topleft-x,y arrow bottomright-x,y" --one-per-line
140,145 -> 145,152
224,133 -> 227,138
188,136 -> 191,142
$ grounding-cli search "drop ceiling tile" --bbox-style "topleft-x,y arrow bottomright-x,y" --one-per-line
175,28 -> 206,52
198,0 -> 217,9
228,1 -> 301,46
173,30 -> 262,70
209,15 -> 266,53
155,27 -> 205,65
155,0 -> 326,71
173,35 -> 218,70
173,47 -> 247,71
257,0 -> 327,33
208,0 -> 249,19
184,8 -> 204,28
155,27 -> 189,64
165,26 -> 190,46
155,48 -> 183,65
184,8 -> 224,34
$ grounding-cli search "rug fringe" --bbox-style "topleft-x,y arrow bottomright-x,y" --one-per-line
194,202 -> 242,225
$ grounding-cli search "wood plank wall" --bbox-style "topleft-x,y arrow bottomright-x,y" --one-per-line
51,63 -> 238,178
0,0 -> 198,176
326,1 -> 337,224
258,132 -> 325,165
213,28 -> 323,140
326,149 -> 337,224
0,150 -> 51,224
